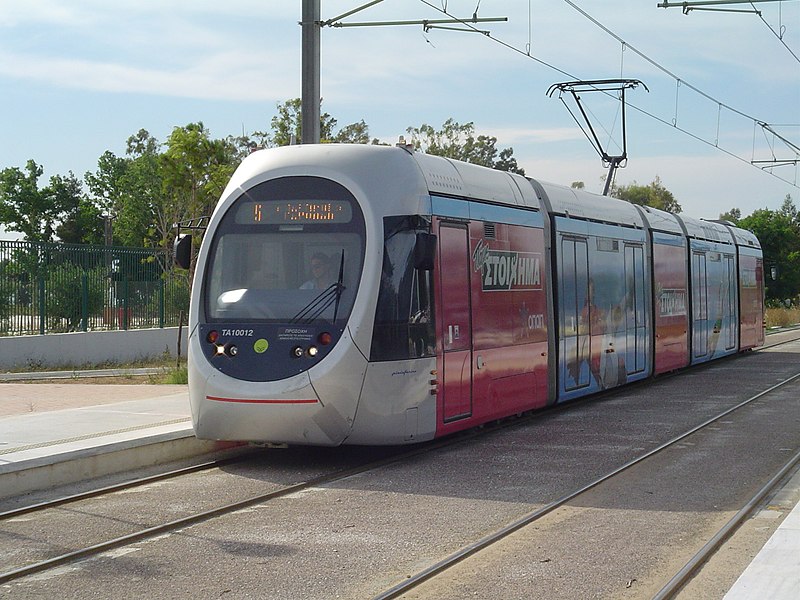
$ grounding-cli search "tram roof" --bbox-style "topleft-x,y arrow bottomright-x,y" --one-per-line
225,144 -> 542,217
410,151 -> 540,210
535,181 -> 646,229
678,214 -> 736,245
635,204 -> 685,236
725,225 -> 761,249
221,146 -> 760,251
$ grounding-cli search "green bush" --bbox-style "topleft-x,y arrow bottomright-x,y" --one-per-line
165,272 -> 190,325
45,264 -> 106,331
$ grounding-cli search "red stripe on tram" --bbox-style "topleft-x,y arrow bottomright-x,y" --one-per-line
206,396 -> 318,405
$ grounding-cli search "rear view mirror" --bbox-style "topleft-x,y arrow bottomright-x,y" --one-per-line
174,234 -> 192,270
413,233 -> 437,271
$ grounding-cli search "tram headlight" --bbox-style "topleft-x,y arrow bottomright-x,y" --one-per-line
227,344 -> 238,357
307,346 -> 318,357
292,346 -> 304,358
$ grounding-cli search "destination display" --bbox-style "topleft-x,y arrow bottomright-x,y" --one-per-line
236,200 -> 352,224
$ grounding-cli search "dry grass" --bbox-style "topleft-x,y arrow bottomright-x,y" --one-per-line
4,356 -> 188,385
765,306 -> 800,329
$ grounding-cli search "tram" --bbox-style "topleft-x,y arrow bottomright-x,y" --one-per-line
177,143 -> 764,445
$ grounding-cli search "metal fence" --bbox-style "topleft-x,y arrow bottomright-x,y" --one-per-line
0,240 -> 190,336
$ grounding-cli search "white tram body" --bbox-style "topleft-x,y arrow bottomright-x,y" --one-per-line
185,143 -> 764,446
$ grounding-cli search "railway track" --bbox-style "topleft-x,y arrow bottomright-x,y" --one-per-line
0,421 -> 529,585
2,332 -> 799,596
0,445 -> 411,584
373,366 -> 800,599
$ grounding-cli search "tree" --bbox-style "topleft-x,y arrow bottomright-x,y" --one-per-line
738,195 -> 800,302
56,195 -> 104,245
45,264 -> 105,331
780,194 -> 797,220
718,208 -> 741,224
116,130 -> 163,247
159,123 -> 238,251
0,160 -> 84,243
266,98 -> 377,146
611,176 -> 681,213
126,130 -> 165,245
85,150 -> 129,218
270,98 -> 338,146
84,131 -> 162,247
332,120 -> 374,144
406,119 -> 525,175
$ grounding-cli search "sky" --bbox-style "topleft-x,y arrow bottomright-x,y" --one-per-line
1,0 -> 798,240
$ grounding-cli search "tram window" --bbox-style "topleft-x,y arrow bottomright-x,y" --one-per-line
206,232 -> 363,323
203,176 -> 366,324
725,255 -> 736,350
692,252 -> 708,358
371,216 -> 436,361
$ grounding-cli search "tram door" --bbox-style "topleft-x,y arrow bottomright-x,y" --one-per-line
692,251 -> 708,358
438,224 -> 472,421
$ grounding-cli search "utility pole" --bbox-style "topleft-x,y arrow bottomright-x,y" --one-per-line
299,1 -> 505,145
301,0 -> 321,144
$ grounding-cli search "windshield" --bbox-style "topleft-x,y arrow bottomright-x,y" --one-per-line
204,176 -> 365,325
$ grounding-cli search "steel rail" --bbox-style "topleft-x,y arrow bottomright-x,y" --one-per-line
0,451 -> 251,521
373,370 -> 800,600
653,447 -> 800,600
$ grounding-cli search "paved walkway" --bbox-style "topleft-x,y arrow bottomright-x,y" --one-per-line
724,469 -> 800,599
0,381 -> 203,501
0,383 -> 187,417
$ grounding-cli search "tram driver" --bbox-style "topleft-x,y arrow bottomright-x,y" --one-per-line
301,252 -> 333,290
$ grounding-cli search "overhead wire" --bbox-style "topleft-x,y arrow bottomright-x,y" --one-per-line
416,0 -> 799,188
560,0 -> 761,123
751,1 -> 800,64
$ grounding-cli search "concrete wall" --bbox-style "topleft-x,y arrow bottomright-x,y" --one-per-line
0,327 -> 189,371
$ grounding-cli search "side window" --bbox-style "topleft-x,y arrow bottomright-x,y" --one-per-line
692,252 -> 708,357
693,252 -> 708,321
624,244 -> 647,374
561,237 -> 590,390
725,254 -> 736,350
370,217 -> 436,361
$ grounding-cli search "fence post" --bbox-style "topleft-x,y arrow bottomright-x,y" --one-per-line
38,277 -> 45,335
81,272 -> 89,332
159,278 -> 165,328
123,278 -> 129,330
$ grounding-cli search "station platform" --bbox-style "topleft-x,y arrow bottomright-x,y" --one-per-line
0,381 -> 222,500
723,470 -> 800,599
0,377 -> 798,597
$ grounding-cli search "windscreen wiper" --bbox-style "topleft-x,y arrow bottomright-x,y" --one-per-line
332,251 -> 345,322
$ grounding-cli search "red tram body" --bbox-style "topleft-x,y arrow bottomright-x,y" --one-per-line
185,144 -> 764,445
